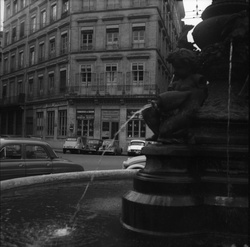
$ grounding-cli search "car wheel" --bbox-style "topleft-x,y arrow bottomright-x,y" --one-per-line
63,149 -> 66,154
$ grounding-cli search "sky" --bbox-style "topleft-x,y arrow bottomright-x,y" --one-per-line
0,0 -> 212,31
182,0 -> 212,42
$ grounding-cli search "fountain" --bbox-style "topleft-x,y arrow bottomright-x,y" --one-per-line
0,1 -> 248,246
122,0 -> 249,244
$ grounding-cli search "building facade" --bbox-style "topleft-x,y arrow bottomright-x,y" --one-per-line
0,0 -> 185,150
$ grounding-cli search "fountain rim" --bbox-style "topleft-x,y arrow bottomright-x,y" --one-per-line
0,169 -> 138,192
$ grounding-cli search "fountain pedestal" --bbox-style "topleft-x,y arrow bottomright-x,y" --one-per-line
122,143 -> 248,237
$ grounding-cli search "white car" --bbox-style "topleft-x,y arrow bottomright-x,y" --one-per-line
127,140 -> 146,156
122,155 -> 146,170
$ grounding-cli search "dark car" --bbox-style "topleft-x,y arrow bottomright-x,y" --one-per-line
82,139 -> 103,154
98,139 -> 123,155
0,137 -> 84,181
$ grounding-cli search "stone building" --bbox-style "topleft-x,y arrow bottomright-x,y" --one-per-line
0,0 -> 185,150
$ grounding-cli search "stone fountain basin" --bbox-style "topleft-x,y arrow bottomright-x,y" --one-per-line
0,170 -> 247,247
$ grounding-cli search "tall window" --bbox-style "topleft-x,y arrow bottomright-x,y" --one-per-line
13,0 -> 18,14
106,26 -> 119,49
81,29 -> 93,50
60,69 -> 67,92
30,15 -> 36,33
61,32 -> 68,54
132,24 -> 145,48
38,42 -> 45,61
11,54 -> 16,71
17,81 -> 23,95
47,111 -> 55,136
30,46 -> 35,65
51,4 -> 57,22
6,5 -> 11,19
132,63 -> 144,83
106,64 -> 117,83
12,26 -> 17,42
40,10 -> 46,28
49,38 -> 56,57
81,65 -> 92,84
4,57 -> 8,73
62,0 -> 69,13
20,21 -> 25,38
36,112 -> 44,135
5,31 -> 10,46
19,51 -> 24,68
28,78 -> 34,96
58,110 -> 67,136
20,0 -> 26,9
127,110 -> 146,138
38,75 -> 44,95
48,73 -> 55,93
83,0 -> 94,11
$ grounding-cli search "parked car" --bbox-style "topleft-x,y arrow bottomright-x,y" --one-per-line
82,139 -> 103,154
0,137 -> 84,181
63,136 -> 86,154
98,139 -> 123,155
122,155 -> 146,169
127,139 -> 146,156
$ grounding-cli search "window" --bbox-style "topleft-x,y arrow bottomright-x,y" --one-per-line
106,64 -> 117,83
28,78 -> 34,96
51,4 -> 57,22
20,0 -> 26,9
6,5 -> 11,19
81,29 -> 93,50
127,110 -> 146,138
62,0 -> 69,13
83,0 -> 94,11
40,10 -> 46,28
2,84 -> 7,98
106,0 -> 120,9
31,15 -> 36,33
5,31 -> 10,45
13,0 -> 18,14
132,24 -> 145,48
11,54 -> 16,71
12,26 -> 17,42
19,51 -> 24,68
0,145 -> 21,160
81,65 -> 92,84
17,81 -> 23,95
49,38 -> 56,57
30,46 -> 35,65
38,75 -> 44,95
20,21 -> 25,38
47,111 -> 55,136
38,42 -> 45,61
36,112 -> 44,134
25,145 -> 49,159
58,110 -> 67,136
132,63 -> 144,83
61,32 -> 68,54
48,73 -> 55,93
60,69 -> 67,92
106,26 -> 119,49
4,57 -> 8,73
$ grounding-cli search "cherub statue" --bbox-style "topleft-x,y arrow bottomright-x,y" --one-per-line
142,48 -> 208,143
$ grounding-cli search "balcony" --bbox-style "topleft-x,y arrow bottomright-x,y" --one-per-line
0,94 -> 25,106
69,71 -> 155,97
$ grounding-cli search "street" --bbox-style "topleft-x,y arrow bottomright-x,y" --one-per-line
56,152 -> 129,171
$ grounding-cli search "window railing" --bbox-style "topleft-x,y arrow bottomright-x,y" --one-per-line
81,45 -> 93,51
4,71 -> 155,103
